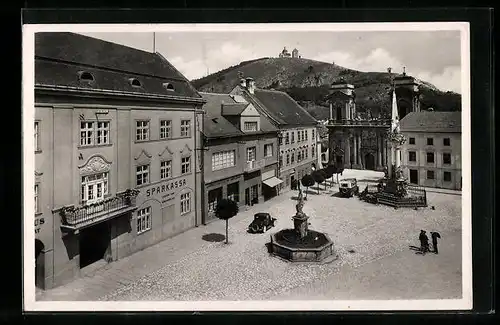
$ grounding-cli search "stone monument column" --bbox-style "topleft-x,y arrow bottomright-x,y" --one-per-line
377,133 -> 383,169
344,132 -> 351,168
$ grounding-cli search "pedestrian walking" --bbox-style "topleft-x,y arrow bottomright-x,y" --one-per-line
419,230 -> 430,255
431,232 -> 441,254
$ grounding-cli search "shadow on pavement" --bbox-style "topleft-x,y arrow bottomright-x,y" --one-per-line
201,233 -> 226,242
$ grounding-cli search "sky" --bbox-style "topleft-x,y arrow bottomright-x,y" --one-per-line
81,29 -> 462,93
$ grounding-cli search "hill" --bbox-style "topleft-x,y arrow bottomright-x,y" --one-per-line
191,57 -> 461,121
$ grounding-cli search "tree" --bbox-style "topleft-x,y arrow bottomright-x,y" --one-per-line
215,199 -> 239,244
312,170 -> 325,194
324,165 -> 335,188
318,169 -> 328,190
301,174 -> 315,199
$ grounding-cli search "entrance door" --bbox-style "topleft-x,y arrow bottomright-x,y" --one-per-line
35,239 -> 45,289
409,169 -> 418,184
245,188 -> 250,206
79,222 -> 111,269
364,153 -> 376,170
290,175 -> 295,190
250,185 -> 259,205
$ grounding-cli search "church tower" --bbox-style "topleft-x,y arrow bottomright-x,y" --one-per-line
394,68 -> 421,120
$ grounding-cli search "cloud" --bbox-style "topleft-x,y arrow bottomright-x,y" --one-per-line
167,42 -> 258,80
313,48 -> 461,93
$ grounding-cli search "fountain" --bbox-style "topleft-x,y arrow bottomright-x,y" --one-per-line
269,191 -> 338,263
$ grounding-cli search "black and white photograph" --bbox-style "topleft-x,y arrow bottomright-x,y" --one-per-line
22,22 -> 472,311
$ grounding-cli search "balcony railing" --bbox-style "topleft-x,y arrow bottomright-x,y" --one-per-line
59,189 -> 140,231
326,118 -> 392,127
244,159 -> 265,172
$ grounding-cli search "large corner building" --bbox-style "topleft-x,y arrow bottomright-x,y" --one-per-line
34,33 -> 205,289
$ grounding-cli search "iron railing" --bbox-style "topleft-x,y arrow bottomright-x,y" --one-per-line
59,189 -> 140,228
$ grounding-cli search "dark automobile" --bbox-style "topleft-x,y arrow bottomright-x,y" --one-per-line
248,213 -> 277,233
339,178 -> 359,197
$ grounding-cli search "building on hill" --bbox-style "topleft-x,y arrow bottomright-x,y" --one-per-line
199,92 -> 281,224
400,111 -> 462,190
292,48 -> 299,58
33,32 -> 205,290
230,78 -> 319,193
279,47 -> 291,58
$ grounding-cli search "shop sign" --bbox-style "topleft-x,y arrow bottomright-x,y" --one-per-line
145,178 -> 187,198
35,215 -> 45,234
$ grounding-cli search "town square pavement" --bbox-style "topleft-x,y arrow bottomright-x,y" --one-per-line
36,170 -> 463,302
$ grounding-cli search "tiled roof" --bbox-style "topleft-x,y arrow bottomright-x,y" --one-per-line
400,111 -> 461,133
221,103 -> 249,116
252,89 -> 318,126
35,32 -> 201,100
200,92 -> 277,138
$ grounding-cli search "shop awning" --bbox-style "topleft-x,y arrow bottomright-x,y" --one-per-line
263,177 -> 283,188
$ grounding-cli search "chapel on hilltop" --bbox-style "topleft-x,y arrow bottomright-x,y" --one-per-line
279,47 -> 300,58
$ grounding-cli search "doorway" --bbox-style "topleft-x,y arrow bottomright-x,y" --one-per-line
409,169 -> 418,184
79,221 -> 111,269
364,153 -> 376,170
290,175 -> 295,190
35,239 -> 45,289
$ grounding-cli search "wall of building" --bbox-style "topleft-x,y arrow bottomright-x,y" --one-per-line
35,96 -> 201,289
401,131 -> 462,190
279,126 -> 317,190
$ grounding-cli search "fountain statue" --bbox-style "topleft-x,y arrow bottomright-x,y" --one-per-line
293,195 -> 309,239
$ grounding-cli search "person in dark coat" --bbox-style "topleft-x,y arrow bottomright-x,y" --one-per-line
431,232 -> 441,254
419,230 -> 430,255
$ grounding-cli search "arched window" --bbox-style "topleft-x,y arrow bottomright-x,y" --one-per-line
129,78 -> 142,87
78,71 -> 94,83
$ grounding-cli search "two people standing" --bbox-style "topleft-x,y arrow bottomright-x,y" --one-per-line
419,230 -> 441,255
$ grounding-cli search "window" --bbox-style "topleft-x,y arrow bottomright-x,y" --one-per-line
136,165 -> 149,186
312,129 -> 315,140
443,171 -> 452,182
81,172 -> 109,204
160,160 -> 172,179
443,138 -> 451,146
297,151 -> 302,162
409,137 -> 415,145
285,132 -> 290,145
305,130 -> 308,141
279,154 -> 283,167
181,156 -> 191,175
291,132 -> 295,144
80,122 -> 94,146
160,120 -> 172,139
427,170 -> 435,180
212,150 -> 235,171
34,121 -> 40,151
96,122 -> 110,145
291,152 -> 295,163
227,182 -> 239,203
180,120 -> 191,137
136,120 -> 150,141
244,121 -> 258,132
426,152 -> 435,163
427,138 -> 434,146
264,144 -> 273,157
136,207 -> 151,234
180,192 -> 191,215
163,83 -> 175,91
408,151 -> 416,162
305,147 -> 308,158
312,145 -> 316,158
129,78 -> 142,87
279,135 -> 283,145
443,153 -> 451,165
286,153 -> 290,165
78,71 -> 94,82
34,184 -> 39,213
208,188 -> 221,213
246,147 -> 256,162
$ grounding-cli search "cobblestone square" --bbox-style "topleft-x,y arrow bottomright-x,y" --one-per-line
37,170 -> 462,302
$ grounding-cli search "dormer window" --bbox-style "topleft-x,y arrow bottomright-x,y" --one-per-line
163,83 -> 175,91
129,78 -> 142,88
78,71 -> 94,83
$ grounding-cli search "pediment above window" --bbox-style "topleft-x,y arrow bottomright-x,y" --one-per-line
180,144 -> 192,155
134,149 -> 152,161
159,146 -> 174,157
35,171 -> 43,176
79,155 -> 112,175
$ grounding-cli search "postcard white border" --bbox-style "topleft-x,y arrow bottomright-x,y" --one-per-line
22,22 -> 472,312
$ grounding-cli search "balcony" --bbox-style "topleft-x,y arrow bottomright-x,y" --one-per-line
244,159 -> 265,173
59,189 -> 140,232
326,119 -> 391,128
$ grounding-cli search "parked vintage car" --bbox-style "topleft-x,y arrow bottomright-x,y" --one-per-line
359,184 -> 379,204
248,213 -> 277,233
339,178 -> 359,197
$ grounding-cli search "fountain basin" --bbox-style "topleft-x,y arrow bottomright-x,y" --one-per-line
270,229 -> 337,263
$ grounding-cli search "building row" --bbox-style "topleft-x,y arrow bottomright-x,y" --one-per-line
33,33 -> 320,290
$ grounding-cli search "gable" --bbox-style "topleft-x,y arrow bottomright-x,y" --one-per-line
240,103 -> 260,117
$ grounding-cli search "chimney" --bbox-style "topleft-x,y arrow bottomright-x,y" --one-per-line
239,78 -> 246,87
245,77 -> 255,94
